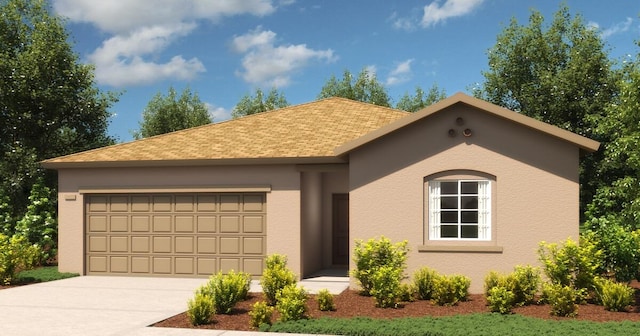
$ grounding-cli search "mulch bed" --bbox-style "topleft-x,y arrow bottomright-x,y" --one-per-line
153,281 -> 640,331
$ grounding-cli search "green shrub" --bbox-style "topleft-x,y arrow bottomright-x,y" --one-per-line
538,238 -> 601,292
487,285 -> 516,314
276,284 -> 308,322
14,178 -> 58,264
541,283 -> 579,317
317,289 -> 336,311
484,270 -> 503,298
511,265 -> 541,305
413,267 -> 440,300
399,283 -> 417,302
593,277 -> 634,312
431,274 -> 470,306
370,265 -> 402,308
350,236 -> 409,296
198,270 -> 251,314
584,219 -> 640,282
248,301 -> 274,329
187,291 -> 215,326
0,234 -> 40,285
261,254 -> 297,306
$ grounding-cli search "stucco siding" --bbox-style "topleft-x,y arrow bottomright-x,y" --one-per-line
57,165 -> 302,277
349,105 -> 580,293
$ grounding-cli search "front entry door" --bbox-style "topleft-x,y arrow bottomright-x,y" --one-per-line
332,194 -> 349,266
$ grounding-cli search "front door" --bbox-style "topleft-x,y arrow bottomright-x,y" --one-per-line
332,194 -> 349,265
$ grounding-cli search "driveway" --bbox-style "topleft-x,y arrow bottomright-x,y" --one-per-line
0,275 -> 347,336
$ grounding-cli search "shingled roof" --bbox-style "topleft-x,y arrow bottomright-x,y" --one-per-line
42,97 -> 410,168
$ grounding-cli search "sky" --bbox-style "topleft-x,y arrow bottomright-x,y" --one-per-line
50,0 -> 640,142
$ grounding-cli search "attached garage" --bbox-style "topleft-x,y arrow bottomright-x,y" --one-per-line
85,192 -> 266,277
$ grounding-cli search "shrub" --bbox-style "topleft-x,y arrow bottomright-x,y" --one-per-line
199,270 -> 251,314
584,219 -> 640,282
370,265 -> 402,308
484,271 -> 503,298
413,267 -> 440,300
350,236 -> 409,296
261,254 -> 297,306
541,283 -> 579,317
487,285 -> 516,314
510,265 -> 541,305
431,274 -> 470,306
538,238 -> 601,292
317,289 -> 336,311
0,234 -> 40,285
276,284 -> 308,322
593,277 -> 634,312
399,283 -> 417,302
187,291 -> 215,326
248,301 -> 274,329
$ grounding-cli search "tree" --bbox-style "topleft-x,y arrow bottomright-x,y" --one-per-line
133,86 -> 211,139
474,5 -> 618,216
232,87 -> 289,118
585,42 -> 640,230
0,0 -> 117,222
396,84 -> 446,112
317,68 -> 391,106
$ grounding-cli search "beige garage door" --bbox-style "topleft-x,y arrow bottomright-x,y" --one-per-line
85,193 -> 266,277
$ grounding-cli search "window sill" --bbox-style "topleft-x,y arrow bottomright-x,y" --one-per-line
418,245 -> 503,253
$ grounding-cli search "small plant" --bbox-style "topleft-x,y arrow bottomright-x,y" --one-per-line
431,274 -> 470,306
350,236 -> 409,296
0,234 -> 41,285
370,265 -> 402,308
487,285 -> 515,314
261,254 -> 297,306
276,284 -> 308,322
594,277 -> 634,312
317,289 -> 336,311
398,283 -> 417,302
248,301 -> 274,329
510,265 -> 541,305
199,270 -> 251,314
413,267 -> 440,300
538,238 -> 601,292
541,283 -> 579,317
187,291 -> 215,326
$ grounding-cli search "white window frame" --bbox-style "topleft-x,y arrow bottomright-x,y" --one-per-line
428,179 -> 491,241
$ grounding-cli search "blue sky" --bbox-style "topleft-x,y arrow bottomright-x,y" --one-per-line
51,0 -> 640,142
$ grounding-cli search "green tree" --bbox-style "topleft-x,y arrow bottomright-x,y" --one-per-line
14,177 -> 57,264
232,87 -> 289,118
317,68 -> 391,106
474,5 -> 618,216
586,42 -> 640,230
0,0 -> 117,223
396,84 -> 446,112
133,86 -> 211,139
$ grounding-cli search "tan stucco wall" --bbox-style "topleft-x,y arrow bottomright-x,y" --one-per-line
348,105 -> 580,293
300,171 -> 323,276
57,165 -> 302,277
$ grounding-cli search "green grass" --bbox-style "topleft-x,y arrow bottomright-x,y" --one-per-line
15,266 -> 79,284
265,313 -> 640,336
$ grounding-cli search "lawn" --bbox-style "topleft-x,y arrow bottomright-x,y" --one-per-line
1,266 -> 79,287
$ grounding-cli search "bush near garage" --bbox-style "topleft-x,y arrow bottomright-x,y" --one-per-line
261,253 -> 297,306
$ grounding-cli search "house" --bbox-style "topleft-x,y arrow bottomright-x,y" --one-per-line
42,93 -> 599,293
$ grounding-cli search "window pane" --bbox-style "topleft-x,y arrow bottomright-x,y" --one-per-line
440,182 -> 458,195
441,211 -> 458,223
461,196 -> 477,209
461,225 -> 478,238
441,225 -> 458,238
440,196 -> 458,209
461,211 -> 478,223
461,182 -> 478,194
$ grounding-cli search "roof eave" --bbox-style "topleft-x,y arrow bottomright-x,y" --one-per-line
41,156 -> 347,170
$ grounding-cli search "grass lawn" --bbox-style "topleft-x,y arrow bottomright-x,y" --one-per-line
14,266 -> 79,284
265,313 -> 640,336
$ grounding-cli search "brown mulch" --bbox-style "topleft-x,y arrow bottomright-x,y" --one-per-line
153,281 -> 640,331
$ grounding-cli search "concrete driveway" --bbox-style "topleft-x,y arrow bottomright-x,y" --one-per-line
0,275 -> 347,336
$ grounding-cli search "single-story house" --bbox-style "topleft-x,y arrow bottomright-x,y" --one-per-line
42,93 -> 599,293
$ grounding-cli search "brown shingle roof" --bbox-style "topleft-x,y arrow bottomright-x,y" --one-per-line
42,97 -> 410,168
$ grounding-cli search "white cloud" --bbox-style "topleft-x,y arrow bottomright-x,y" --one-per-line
600,17 -> 633,39
52,0 -> 277,87
421,0 -> 484,28
232,27 -> 337,87
386,59 -> 414,86
206,103 -> 232,121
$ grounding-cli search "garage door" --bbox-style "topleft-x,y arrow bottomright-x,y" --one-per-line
85,193 -> 266,277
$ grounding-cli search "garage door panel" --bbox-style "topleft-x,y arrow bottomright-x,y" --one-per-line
86,193 -> 265,277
